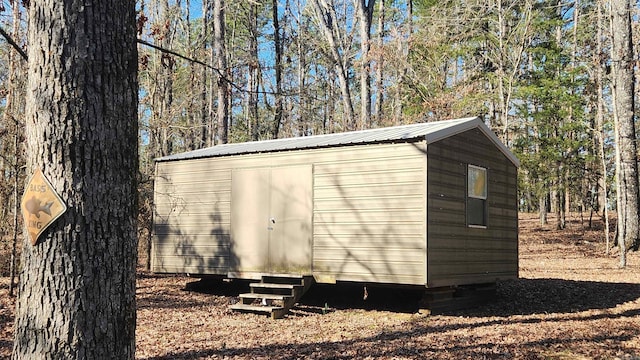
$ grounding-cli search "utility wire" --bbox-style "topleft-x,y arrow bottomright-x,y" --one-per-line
136,39 -> 286,97
1,26 -> 292,97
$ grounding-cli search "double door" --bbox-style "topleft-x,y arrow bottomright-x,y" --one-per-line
230,165 -> 312,274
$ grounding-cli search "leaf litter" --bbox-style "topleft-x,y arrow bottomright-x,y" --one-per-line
1,213 -> 639,359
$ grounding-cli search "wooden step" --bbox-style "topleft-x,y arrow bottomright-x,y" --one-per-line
261,274 -> 306,285
230,303 -> 288,319
230,275 -> 315,319
250,282 -> 300,290
239,293 -> 292,301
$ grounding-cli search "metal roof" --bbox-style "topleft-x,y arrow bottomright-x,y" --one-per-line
156,116 -> 519,166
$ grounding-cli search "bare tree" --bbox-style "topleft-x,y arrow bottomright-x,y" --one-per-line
355,0 -> 376,128
214,0 -> 229,144
610,0 -> 639,267
272,0 -> 285,138
310,0 -> 356,130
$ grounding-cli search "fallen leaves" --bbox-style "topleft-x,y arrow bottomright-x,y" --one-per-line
1,213 -> 639,359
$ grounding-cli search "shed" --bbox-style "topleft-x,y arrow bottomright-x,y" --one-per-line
152,116 -> 519,291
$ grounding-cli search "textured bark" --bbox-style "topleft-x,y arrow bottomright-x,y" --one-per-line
13,0 -> 138,358
610,0 -> 639,267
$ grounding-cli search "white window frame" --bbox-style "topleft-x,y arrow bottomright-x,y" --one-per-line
467,165 -> 487,228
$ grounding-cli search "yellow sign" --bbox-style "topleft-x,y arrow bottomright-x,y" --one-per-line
21,168 -> 67,245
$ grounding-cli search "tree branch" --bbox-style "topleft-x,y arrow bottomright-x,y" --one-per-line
0,25 -> 28,61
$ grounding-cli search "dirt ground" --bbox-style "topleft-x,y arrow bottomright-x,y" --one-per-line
1,213 -> 639,359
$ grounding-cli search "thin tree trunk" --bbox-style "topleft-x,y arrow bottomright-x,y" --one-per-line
356,0 -> 375,129
200,0 -> 210,148
374,0 -> 385,126
248,3 -> 259,141
6,0 -> 23,298
310,0 -> 356,130
595,0 -> 610,254
12,0 -> 138,358
214,0 -> 229,144
610,0 -> 639,267
272,0 -> 284,138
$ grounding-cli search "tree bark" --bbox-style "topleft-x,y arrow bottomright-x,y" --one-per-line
272,0 -> 284,139
356,0 -> 375,129
5,0 -> 24,298
595,0 -> 610,253
374,0 -> 385,126
214,0 -> 229,144
610,0 -> 639,267
12,0 -> 138,358
248,2 -> 259,141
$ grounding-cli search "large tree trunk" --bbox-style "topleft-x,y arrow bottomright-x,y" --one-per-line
12,0 -> 138,358
610,0 -> 639,267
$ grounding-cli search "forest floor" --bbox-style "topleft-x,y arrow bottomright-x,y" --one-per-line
1,213 -> 640,359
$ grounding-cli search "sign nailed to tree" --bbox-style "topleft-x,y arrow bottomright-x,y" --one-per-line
21,168 -> 67,245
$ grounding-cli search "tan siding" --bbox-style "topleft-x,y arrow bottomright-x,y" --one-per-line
312,143 -> 427,285
153,142 -> 428,284
152,160 -> 232,274
427,128 -> 518,287
152,124 -> 518,287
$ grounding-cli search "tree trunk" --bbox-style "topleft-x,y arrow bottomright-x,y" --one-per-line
374,0 -> 385,126
310,0 -> 356,130
5,0 -> 24,298
214,0 -> 229,144
12,0 -> 138,358
595,0 -> 610,254
200,0 -> 210,148
272,0 -> 284,139
248,2 -> 259,141
356,0 -> 375,129
610,0 -> 639,267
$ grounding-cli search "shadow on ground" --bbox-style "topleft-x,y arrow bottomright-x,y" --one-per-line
452,278 -> 640,317
181,277 -> 640,317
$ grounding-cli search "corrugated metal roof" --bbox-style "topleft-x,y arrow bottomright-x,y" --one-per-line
156,116 -> 519,166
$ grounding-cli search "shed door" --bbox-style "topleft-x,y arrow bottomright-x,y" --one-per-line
231,165 -> 312,273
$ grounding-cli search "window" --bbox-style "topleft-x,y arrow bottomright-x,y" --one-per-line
467,165 -> 487,227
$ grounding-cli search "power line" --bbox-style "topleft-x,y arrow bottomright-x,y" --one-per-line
0,26 -> 298,98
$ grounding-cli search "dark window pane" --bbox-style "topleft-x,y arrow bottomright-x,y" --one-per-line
468,198 -> 486,226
